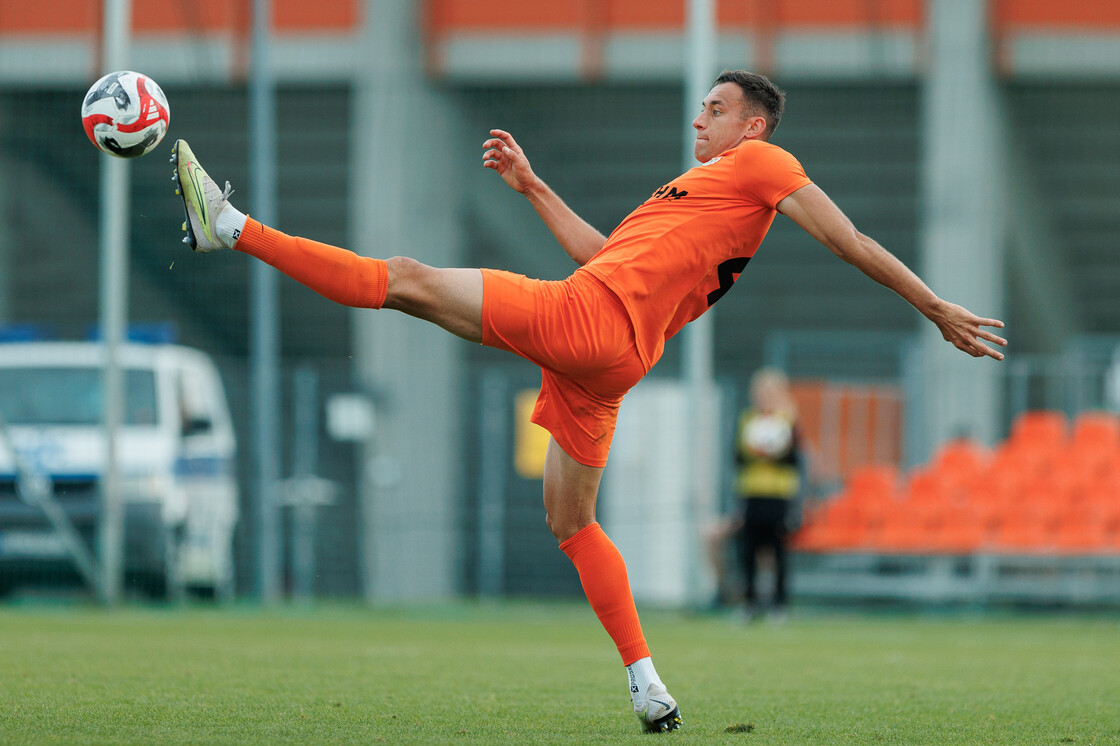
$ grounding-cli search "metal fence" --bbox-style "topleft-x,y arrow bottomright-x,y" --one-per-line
4,0 -> 1120,606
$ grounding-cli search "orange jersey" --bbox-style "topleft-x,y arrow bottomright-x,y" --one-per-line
581,140 -> 811,369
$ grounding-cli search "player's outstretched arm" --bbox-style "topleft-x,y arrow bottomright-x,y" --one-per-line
483,129 -> 607,266
777,184 -> 1007,361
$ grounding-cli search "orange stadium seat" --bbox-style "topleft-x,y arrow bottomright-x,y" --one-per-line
846,465 -> 900,506
797,410 -> 1120,558
1009,410 -> 1069,450
931,438 -> 990,491
1071,411 -> 1120,452
828,490 -> 878,526
789,521 -> 830,552
903,472 -> 959,528
875,520 -> 931,554
929,506 -> 988,554
992,413 -> 1068,489
1065,411 -> 1120,483
873,499 -> 943,554
1050,449 -> 1098,496
789,502 -> 834,551
968,480 -> 1017,523
1054,504 -> 1112,554
904,469 -> 944,504
932,524 -> 987,554
826,521 -> 871,552
794,488 -> 885,552
984,445 -> 1047,493
1081,477 -> 1120,518
1098,500 -> 1120,543
1018,480 -> 1070,523
933,438 -> 990,470
832,466 -> 899,543
992,515 -> 1052,554
793,511 -> 868,553
968,482 -> 1063,554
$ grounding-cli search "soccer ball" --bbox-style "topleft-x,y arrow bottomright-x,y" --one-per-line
742,413 -> 794,458
81,71 -> 170,158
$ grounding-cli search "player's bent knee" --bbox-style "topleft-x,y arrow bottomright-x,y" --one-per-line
545,511 -> 593,544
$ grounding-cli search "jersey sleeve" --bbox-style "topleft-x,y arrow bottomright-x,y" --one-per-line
734,142 -> 812,209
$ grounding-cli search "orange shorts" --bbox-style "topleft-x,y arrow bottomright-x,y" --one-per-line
481,268 -> 647,467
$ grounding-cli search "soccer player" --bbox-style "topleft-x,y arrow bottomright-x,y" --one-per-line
171,70 -> 1006,733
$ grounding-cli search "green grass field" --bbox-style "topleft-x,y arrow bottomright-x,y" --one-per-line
1,601 -> 1118,745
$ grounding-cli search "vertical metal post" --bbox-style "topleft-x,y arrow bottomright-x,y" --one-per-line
1009,358 -> 1029,422
682,0 -> 717,406
98,0 -> 132,606
919,0 -> 1006,456
290,366 -> 319,601
250,0 -> 282,602
682,0 -> 716,171
352,0 -> 462,601
0,160 -> 10,318
681,0 -> 718,604
476,370 -> 508,597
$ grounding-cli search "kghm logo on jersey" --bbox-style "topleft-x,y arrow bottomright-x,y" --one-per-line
653,184 -> 688,201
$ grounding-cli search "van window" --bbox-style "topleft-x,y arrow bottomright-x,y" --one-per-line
0,367 -> 158,426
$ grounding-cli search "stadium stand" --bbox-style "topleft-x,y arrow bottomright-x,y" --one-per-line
791,410 -> 1120,605
793,410 -> 1120,557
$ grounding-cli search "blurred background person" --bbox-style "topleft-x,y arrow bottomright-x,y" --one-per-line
734,368 -> 803,621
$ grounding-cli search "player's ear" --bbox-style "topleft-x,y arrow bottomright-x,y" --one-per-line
747,115 -> 768,140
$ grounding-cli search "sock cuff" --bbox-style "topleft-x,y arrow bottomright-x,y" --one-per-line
559,522 -> 605,559
233,217 -> 279,264
362,256 -> 390,310
620,641 -> 652,667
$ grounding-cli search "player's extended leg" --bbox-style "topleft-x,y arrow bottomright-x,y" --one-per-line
544,439 -> 682,733
171,139 -> 484,342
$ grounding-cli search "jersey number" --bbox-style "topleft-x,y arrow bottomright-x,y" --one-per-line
706,257 -> 751,307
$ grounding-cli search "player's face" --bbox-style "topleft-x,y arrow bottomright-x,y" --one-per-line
752,378 -> 782,412
691,82 -> 765,162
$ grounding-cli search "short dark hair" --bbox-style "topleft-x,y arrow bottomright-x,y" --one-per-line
713,70 -> 786,140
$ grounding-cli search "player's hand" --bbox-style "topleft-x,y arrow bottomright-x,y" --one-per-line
483,129 -> 540,195
931,301 -> 1007,361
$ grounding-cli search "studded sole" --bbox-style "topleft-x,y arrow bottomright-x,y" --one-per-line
169,141 -> 198,250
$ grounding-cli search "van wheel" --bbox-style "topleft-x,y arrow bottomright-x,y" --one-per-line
126,570 -> 169,600
185,584 -> 216,601
126,534 -> 181,602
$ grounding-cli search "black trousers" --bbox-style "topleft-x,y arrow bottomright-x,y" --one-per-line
737,496 -> 792,606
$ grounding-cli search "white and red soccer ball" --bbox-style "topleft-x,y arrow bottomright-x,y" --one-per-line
81,71 -> 170,158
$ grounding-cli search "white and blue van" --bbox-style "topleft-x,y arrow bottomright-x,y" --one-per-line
0,338 -> 239,599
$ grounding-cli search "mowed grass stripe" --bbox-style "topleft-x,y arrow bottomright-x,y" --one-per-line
1,603 -> 1118,744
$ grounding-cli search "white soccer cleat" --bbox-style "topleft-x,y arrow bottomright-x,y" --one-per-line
635,683 -> 682,733
170,139 -> 235,253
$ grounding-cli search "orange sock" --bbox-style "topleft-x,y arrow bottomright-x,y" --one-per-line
233,218 -> 388,309
560,522 -> 650,666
